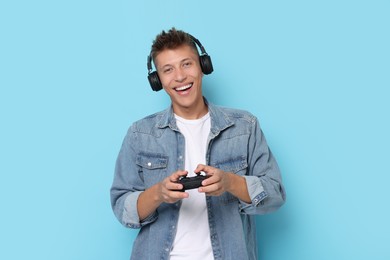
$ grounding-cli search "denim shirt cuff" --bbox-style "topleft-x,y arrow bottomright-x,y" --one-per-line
239,176 -> 268,212
123,191 -> 158,228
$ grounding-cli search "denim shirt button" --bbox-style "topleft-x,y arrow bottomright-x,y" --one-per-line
179,155 -> 183,159
147,162 -> 152,167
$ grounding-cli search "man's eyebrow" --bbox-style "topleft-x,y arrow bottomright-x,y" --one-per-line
181,58 -> 193,63
158,57 -> 194,70
159,64 -> 172,70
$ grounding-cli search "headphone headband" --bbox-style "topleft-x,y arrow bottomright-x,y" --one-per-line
147,33 -> 213,92
188,35 -> 208,56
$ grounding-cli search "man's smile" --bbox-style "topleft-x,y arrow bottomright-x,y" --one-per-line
174,83 -> 193,92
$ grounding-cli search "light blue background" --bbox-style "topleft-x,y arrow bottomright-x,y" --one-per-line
1,0 -> 389,259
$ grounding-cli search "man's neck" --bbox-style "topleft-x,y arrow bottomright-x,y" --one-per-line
173,101 -> 208,120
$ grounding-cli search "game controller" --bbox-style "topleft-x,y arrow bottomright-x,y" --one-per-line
176,174 -> 210,191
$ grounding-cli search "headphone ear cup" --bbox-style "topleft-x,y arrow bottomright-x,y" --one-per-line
148,71 -> 163,91
199,54 -> 213,75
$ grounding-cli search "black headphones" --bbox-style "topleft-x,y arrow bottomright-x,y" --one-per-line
147,34 -> 213,92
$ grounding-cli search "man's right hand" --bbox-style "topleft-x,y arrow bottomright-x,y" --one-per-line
156,170 -> 190,204
137,170 -> 189,221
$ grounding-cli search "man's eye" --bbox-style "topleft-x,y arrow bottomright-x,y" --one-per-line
163,68 -> 173,73
183,62 -> 192,67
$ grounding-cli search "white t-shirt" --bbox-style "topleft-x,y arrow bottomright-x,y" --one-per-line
170,113 -> 214,260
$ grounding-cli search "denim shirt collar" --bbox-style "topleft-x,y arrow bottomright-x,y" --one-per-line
156,98 -> 234,136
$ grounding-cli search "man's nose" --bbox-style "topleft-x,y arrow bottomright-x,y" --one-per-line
174,68 -> 186,82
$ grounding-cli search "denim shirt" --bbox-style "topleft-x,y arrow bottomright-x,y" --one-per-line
110,100 -> 286,260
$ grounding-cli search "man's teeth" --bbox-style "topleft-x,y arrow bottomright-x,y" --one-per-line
175,84 -> 192,91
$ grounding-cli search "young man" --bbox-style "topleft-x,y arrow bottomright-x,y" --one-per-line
110,28 -> 286,260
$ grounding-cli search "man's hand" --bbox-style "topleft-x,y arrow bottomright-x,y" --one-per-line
156,170 -> 190,204
194,164 -> 232,196
195,164 -> 251,203
137,170 -> 189,221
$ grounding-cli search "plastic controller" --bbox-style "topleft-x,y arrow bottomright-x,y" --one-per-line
176,174 -> 209,191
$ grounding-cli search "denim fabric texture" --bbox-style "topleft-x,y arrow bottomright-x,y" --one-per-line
110,100 -> 286,260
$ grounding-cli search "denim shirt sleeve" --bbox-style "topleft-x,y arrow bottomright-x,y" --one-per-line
239,117 -> 286,215
110,125 -> 158,229
123,191 -> 158,228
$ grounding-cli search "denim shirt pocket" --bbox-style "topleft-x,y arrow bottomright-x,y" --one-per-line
136,152 -> 169,188
214,156 -> 248,204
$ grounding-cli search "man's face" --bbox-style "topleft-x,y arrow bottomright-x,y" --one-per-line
155,45 -> 204,118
